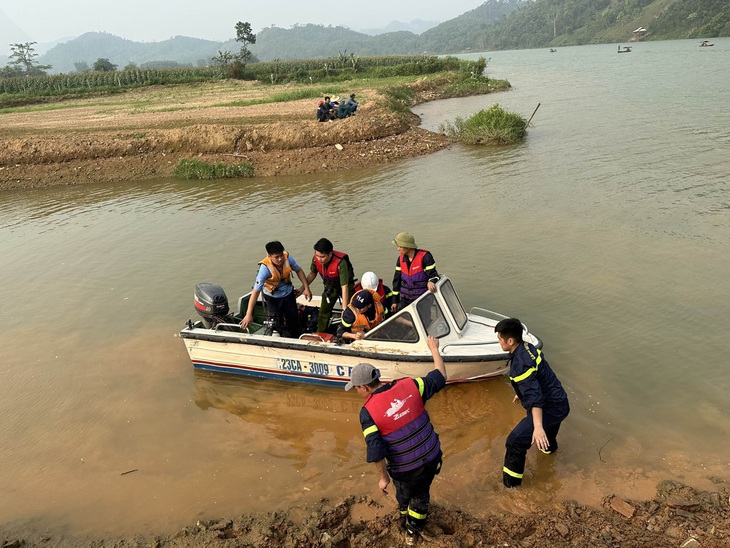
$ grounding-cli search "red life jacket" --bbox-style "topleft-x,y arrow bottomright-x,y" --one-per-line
365,378 -> 425,435
314,250 -> 350,286
364,378 -> 440,472
398,249 -> 429,303
354,279 -> 387,302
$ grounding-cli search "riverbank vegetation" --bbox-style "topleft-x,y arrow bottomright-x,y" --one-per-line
173,159 -> 254,180
0,55 -> 486,109
439,103 -> 528,145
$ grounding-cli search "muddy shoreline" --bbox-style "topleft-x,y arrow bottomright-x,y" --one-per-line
2,480 -> 729,547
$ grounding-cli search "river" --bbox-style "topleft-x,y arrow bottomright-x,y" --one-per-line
1,38 -> 729,536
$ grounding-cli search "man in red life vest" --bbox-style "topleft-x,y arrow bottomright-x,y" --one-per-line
391,232 -> 439,311
301,237 -> 355,332
240,241 -> 312,337
345,336 -> 446,545
337,289 -> 385,341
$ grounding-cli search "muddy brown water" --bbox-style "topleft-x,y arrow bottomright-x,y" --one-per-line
1,38 -> 730,536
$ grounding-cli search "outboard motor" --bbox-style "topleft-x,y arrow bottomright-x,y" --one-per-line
194,283 -> 231,329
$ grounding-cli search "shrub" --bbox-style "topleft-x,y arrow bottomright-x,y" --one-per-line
173,159 -> 254,179
439,103 -> 527,145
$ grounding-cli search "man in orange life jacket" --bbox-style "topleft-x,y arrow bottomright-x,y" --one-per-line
345,336 -> 446,544
302,237 -> 355,332
355,271 -> 397,312
337,289 -> 385,341
495,318 -> 569,488
240,241 -> 312,337
391,232 -> 439,311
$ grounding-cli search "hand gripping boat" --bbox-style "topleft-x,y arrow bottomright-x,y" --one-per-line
181,276 -> 542,387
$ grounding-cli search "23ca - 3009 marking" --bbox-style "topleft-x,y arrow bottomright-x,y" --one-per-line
277,358 -> 351,377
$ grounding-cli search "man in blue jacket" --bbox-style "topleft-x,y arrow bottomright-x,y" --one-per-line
346,336 -> 446,545
495,317 -> 569,488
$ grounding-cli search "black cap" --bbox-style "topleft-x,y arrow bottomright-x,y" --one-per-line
352,290 -> 373,309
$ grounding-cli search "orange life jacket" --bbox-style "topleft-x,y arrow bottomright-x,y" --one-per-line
259,252 -> 292,295
346,289 -> 384,333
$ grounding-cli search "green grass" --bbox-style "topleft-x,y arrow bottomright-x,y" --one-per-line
173,159 -> 254,180
439,103 -> 527,145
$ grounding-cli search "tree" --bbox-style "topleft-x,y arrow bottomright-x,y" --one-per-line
212,22 -> 257,78
235,21 -> 256,64
74,61 -> 90,73
6,42 -> 52,77
212,50 -> 236,66
93,58 -> 118,72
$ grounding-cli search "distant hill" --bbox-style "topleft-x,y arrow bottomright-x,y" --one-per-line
247,2 -> 523,61
10,0 -> 728,75
418,0 -> 524,53
359,19 -> 440,36
0,7 -> 31,45
38,32 -> 225,73
482,0 -> 730,50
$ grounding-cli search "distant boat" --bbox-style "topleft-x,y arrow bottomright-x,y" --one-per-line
699,40 -> 714,47
617,45 -> 632,53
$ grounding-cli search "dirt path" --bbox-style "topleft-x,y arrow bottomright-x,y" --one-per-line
0,80 -> 456,190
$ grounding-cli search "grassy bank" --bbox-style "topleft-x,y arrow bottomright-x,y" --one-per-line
0,58 -> 511,189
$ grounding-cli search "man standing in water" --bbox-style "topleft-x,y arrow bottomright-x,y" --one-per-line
346,336 -> 446,545
495,318 -> 570,488
391,232 -> 439,311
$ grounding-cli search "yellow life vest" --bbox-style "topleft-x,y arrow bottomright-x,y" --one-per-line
259,252 -> 292,295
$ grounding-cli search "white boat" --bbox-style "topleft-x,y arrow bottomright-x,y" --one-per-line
181,276 -> 542,387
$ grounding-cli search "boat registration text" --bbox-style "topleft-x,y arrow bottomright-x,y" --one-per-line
276,358 -> 351,377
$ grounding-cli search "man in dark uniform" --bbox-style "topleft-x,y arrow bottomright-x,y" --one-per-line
346,336 -> 446,545
495,317 -> 570,488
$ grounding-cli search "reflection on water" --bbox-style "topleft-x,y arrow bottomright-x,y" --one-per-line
193,371 -> 362,469
1,38 -> 730,536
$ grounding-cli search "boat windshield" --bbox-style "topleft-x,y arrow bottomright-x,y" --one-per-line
416,293 -> 450,338
439,279 -> 467,329
367,312 -> 419,343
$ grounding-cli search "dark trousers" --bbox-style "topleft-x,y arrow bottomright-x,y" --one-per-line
317,288 -> 340,332
503,400 -> 569,487
390,454 -> 442,532
263,291 -> 301,338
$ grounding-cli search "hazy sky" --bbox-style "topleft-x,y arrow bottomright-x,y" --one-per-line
0,0 -> 485,43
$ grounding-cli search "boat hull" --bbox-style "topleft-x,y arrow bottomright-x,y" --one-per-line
183,335 -> 509,387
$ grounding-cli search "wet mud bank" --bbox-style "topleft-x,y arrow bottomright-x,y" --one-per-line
2,480 -> 729,547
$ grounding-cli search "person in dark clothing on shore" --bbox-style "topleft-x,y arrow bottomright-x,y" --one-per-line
495,317 -> 570,488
